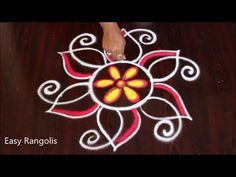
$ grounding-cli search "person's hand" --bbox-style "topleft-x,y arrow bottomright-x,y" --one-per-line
100,23 -> 126,60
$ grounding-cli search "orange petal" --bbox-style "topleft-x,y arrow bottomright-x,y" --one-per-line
108,66 -> 120,80
123,86 -> 140,103
103,87 -> 122,104
127,79 -> 148,88
123,67 -> 138,80
94,79 -> 114,88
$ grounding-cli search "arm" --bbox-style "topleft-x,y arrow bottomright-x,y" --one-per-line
99,22 -> 126,60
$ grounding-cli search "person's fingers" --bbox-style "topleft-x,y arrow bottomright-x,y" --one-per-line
105,46 -> 126,60
105,49 -> 116,60
116,51 -> 126,60
105,49 -> 113,60
106,52 -> 112,56
114,54 -> 126,60
116,54 -> 124,60
114,45 -> 126,60
111,50 -> 123,60
120,41 -> 126,59
111,50 -> 119,60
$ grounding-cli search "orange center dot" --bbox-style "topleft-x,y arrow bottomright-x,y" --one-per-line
116,80 -> 125,88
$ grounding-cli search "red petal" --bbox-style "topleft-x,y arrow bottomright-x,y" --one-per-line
60,53 -> 92,79
139,50 -> 178,66
51,103 -> 99,119
115,109 -> 140,144
154,83 -> 188,116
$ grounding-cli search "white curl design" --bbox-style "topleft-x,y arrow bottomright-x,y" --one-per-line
79,129 -> 109,150
79,108 -> 124,151
68,33 -> 107,68
37,80 -> 61,104
71,33 -> 97,47
179,57 -> 200,81
38,81 -> 90,107
126,28 -> 157,45
146,53 -> 200,82
141,96 -> 183,142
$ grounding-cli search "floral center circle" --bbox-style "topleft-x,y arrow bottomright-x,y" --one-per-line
116,80 -> 125,88
90,61 -> 153,111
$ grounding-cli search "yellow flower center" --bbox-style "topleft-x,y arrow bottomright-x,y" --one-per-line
92,64 -> 151,106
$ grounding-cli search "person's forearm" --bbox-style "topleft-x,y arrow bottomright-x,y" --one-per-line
99,22 -> 120,32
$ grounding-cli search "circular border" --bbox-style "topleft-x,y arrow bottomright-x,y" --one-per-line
88,60 -> 154,111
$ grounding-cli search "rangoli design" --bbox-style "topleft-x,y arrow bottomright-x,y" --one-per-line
38,28 -> 200,151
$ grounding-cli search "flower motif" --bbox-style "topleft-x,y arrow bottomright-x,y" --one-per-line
94,66 -> 148,104
38,28 -> 200,152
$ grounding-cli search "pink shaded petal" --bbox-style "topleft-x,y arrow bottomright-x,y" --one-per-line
59,53 -> 92,79
51,103 -> 99,119
115,109 -> 140,144
154,83 -> 188,116
139,50 -> 178,66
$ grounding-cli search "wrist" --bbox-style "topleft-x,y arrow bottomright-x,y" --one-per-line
100,22 -> 120,33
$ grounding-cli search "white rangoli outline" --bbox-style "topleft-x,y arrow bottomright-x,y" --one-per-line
37,28 -> 200,151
